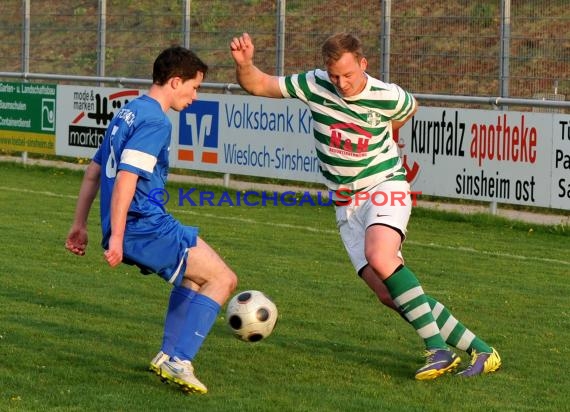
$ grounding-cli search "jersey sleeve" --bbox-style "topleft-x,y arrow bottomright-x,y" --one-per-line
118,119 -> 170,180
389,84 -> 417,121
93,144 -> 103,165
279,71 -> 314,104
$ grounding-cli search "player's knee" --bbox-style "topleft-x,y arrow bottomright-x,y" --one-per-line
366,253 -> 401,279
212,268 -> 238,301
224,270 -> 238,295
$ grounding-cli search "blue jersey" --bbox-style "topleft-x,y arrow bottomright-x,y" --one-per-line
93,94 -> 171,247
92,94 -> 198,286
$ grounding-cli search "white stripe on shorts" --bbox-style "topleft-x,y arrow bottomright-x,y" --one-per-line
168,248 -> 189,284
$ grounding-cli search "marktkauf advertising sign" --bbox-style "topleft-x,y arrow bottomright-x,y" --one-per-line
54,85 -> 569,210
55,85 -> 140,158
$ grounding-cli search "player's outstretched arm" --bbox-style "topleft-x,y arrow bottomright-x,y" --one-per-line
65,161 -> 101,256
230,32 -> 283,98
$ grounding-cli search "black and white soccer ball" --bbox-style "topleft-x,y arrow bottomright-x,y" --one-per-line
226,290 -> 278,342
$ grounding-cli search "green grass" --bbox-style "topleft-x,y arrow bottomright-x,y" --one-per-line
0,161 -> 569,411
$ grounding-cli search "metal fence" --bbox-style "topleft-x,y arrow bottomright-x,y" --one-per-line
0,0 -> 568,102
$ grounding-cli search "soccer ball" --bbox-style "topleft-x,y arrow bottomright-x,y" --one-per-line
226,290 -> 278,342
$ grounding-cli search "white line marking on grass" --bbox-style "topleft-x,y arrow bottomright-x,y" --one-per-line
404,241 -> 570,267
2,185 -> 568,266
0,186 -> 78,200
175,209 -> 333,233
174,209 -> 570,266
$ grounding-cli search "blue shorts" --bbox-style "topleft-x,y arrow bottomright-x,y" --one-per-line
120,213 -> 198,287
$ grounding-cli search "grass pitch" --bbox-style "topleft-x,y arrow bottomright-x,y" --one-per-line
0,161 -> 569,411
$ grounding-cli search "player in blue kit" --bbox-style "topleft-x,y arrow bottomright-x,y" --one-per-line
65,46 -> 237,394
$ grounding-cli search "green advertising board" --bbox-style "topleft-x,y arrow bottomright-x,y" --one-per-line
0,81 -> 57,154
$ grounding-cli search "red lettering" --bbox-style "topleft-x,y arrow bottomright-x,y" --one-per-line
371,191 -> 388,206
470,123 -> 480,165
512,125 -> 519,162
409,191 -> 422,206
470,114 -> 538,166
502,114 -> 510,161
357,137 -> 369,153
391,191 -> 406,206
487,125 -> 495,160
353,191 -> 369,206
402,155 -> 420,183
334,188 -> 352,206
478,124 -> 487,166
529,128 -> 537,163
330,129 -> 341,148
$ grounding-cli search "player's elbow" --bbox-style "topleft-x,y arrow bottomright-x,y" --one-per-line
411,98 -> 419,115
85,161 -> 101,182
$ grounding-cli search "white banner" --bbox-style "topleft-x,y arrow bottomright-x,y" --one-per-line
550,114 -> 570,209
397,107 -> 558,208
54,85 -> 569,210
56,85 -> 141,158
169,93 -> 324,184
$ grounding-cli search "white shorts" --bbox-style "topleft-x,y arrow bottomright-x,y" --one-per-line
335,180 -> 412,274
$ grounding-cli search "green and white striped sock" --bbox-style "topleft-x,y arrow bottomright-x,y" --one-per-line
426,296 -> 493,354
384,265 -> 447,350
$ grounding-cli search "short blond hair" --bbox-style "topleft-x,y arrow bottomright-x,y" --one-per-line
321,32 -> 364,65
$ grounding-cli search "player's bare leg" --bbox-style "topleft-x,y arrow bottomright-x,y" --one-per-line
183,237 -> 238,305
159,237 -> 237,394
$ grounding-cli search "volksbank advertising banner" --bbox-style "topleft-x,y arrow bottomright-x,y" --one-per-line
54,84 -> 568,210
0,81 -> 57,154
169,93 -> 324,183
55,87 -> 323,184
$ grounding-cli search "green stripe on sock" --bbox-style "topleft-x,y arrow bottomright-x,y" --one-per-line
424,295 -> 492,353
384,266 -> 447,350
469,337 -> 493,354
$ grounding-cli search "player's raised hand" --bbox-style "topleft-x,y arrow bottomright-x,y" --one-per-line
65,226 -> 88,256
231,32 -> 282,97
230,32 -> 255,65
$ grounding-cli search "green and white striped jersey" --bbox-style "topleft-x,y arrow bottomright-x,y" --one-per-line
279,69 -> 416,193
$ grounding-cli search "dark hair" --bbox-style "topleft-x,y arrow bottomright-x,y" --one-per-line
321,32 -> 364,65
152,46 -> 208,85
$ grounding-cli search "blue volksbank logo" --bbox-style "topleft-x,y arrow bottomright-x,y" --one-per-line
178,100 -> 220,164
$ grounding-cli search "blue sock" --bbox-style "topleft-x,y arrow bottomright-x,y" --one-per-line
173,293 -> 221,361
161,286 -> 196,356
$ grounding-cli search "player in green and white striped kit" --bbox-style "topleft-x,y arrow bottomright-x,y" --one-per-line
230,32 -> 501,380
